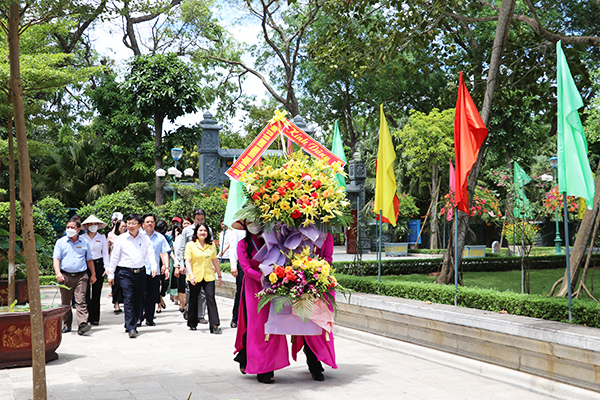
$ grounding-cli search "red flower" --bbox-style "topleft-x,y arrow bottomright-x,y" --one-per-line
291,210 -> 302,219
286,271 -> 297,281
286,181 -> 296,190
275,266 -> 286,279
312,180 -> 322,189
310,192 -> 318,199
252,193 -> 260,201
265,179 -> 273,189
277,186 -> 287,196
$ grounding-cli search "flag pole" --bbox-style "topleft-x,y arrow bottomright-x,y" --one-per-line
562,192 -> 572,322
521,186 -> 526,294
378,210 -> 382,294
454,208 -> 458,307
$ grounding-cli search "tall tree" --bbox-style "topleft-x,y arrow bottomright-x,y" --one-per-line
395,108 -> 455,249
121,53 -> 204,205
196,0 -> 326,117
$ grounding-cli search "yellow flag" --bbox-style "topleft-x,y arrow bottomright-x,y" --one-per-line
374,104 -> 398,226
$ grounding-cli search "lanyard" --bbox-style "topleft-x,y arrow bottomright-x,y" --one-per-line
250,236 -> 260,252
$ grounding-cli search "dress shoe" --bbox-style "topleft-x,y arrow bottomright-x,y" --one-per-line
145,320 -> 156,326
230,321 -> 237,328
310,371 -> 325,381
62,326 -> 71,333
129,329 -> 138,338
77,323 -> 92,336
114,308 -> 123,314
90,321 -> 99,326
199,317 -> 208,324
210,326 -> 222,334
189,326 -> 197,331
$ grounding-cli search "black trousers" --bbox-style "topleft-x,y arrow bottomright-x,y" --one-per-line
87,258 -> 105,324
188,280 -> 219,328
231,262 -> 244,324
118,267 -> 146,333
141,274 -> 160,323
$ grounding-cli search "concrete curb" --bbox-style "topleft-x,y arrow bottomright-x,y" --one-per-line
334,325 -> 600,400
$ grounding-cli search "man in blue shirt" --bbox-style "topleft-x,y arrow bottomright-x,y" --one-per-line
140,214 -> 170,326
53,217 -> 96,335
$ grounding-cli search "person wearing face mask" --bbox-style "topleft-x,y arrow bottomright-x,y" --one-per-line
53,217 -> 97,335
80,215 -> 109,326
233,219 -> 289,384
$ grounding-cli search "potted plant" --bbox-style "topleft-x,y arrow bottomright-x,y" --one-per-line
502,221 -> 540,256
0,292 -> 70,368
382,193 -> 419,256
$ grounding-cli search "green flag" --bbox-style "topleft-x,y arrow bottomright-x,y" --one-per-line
330,120 -> 347,189
223,160 -> 247,228
513,161 -> 531,218
556,41 -> 595,209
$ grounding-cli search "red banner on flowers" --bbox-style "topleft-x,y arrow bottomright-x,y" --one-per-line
281,121 -> 344,168
226,122 -> 281,181
226,116 -> 345,181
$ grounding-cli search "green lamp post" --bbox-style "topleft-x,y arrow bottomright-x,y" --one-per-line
549,156 -> 562,255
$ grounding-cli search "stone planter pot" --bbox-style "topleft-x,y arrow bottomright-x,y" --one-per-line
0,305 -> 70,369
0,279 -> 28,306
462,245 -> 486,258
384,242 -> 408,256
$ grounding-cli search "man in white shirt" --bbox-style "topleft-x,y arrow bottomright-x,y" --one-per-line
140,214 -> 170,326
107,213 -> 157,338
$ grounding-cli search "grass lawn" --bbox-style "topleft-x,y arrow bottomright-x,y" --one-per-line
371,267 -> 600,300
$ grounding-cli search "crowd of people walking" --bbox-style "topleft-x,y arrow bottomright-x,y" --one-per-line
53,207 -> 335,383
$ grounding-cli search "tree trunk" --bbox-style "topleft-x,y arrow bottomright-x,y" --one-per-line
8,3 -> 47,399
554,168 -> 600,297
154,113 -> 164,206
430,162 -> 439,249
437,0 -> 515,284
7,107 -> 16,305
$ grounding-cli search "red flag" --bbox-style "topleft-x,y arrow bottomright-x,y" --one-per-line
454,72 -> 488,214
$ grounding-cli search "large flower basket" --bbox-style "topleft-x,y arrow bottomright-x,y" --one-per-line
237,150 -> 351,336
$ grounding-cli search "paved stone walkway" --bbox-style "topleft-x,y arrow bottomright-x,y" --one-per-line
1,286 -> 598,400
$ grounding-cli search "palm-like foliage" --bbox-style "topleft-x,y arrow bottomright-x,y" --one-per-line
34,140 -> 113,207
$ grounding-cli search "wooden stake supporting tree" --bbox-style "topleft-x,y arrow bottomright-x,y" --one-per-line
573,208 -> 600,301
550,169 -> 600,298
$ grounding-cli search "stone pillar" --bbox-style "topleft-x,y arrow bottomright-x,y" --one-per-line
292,115 -> 315,135
346,153 -> 369,253
198,111 -> 222,187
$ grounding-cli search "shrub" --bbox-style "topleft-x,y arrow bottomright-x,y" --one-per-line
35,197 -> 68,233
332,254 -> 597,276
336,275 -> 600,328
77,190 -> 153,230
0,202 -> 58,245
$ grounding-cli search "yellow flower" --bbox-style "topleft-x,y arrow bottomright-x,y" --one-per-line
269,272 -> 278,284
280,201 -> 290,211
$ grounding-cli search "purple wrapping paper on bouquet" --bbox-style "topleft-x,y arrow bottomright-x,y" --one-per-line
264,301 -> 322,335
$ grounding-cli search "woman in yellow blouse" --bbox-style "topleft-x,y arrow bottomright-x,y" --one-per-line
184,223 -> 223,333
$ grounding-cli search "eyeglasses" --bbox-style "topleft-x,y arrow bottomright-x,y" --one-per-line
126,222 -> 139,227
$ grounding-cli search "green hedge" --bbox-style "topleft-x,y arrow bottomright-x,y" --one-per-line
337,274 -> 600,328
332,254 -> 600,276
